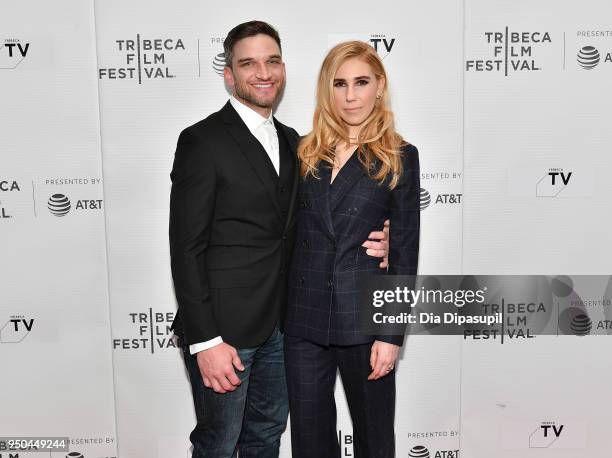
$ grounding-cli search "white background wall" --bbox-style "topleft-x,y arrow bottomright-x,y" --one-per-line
1,1 -> 611,457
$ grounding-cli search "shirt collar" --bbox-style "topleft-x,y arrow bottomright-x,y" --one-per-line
229,95 -> 274,133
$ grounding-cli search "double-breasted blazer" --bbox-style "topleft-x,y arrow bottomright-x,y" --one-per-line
285,143 -> 420,346
169,101 -> 300,349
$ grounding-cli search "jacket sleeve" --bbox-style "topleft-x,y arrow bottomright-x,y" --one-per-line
376,144 -> 420,346
169,127 -> 220,346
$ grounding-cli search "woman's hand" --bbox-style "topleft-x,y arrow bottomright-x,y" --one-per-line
368,340 -> 399,380
362,218 -> 391,269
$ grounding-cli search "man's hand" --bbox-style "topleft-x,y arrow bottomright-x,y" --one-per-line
196,342 -> 245,393
362,219 -> 390,269
368,340 -> 399,380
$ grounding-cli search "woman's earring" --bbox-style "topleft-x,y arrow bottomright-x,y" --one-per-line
376,93 -> 382,99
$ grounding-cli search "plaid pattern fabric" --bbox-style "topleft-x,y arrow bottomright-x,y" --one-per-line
285,144 -> 420,346
284,335 -> 396,458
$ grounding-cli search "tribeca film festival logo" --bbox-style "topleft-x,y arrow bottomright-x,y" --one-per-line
419,188 -> 462,210
0,179 -> 20,220
337,429 -> 352,457
536,168 -> 572,197
409,445 -> 460,457
0,38 -> 30,70
98,36 -> 186,83
466,28 -> 552,76
0,315 -> 35,343
112,308 -> 177,353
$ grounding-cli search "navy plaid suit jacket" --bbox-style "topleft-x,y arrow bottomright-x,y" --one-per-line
285,143 -> 420,346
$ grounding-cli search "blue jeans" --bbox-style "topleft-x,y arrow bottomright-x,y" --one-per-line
181,326 -> 289,458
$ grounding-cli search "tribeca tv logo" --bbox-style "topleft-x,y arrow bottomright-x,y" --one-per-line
0,38 -> 30,70
0,315 -> 35,343
465,28 -> 552,75
529,421 -> 564,448
112,308 -> 177,353
98,35 -> 186,83
536,168 -> 572,197
369,34 -> 395,59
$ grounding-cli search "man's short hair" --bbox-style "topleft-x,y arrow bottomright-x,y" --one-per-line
223,20 -> 282,68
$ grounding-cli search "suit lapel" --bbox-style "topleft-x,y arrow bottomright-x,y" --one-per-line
329,151 -> 367,212
275,120 -> 299,232
311,162 -> 335,238
221,101 -> 281,219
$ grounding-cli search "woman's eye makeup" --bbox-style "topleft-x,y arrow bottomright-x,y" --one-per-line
333,79 -> 369,87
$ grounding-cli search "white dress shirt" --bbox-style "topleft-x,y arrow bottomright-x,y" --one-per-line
189,96 -> 280,355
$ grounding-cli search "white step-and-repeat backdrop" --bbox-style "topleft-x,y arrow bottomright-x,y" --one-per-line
1,0 -> 611,457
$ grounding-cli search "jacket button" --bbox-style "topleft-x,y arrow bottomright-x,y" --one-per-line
282,235 -> 287,241
300,276 -> 305,284
327,279 -> 333,288
302,239 -> 308,247
300,201 -> 307,208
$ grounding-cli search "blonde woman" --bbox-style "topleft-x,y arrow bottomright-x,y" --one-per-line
284,41 -> 420,458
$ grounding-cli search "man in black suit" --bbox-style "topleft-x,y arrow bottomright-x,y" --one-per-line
169,21 -> 388,458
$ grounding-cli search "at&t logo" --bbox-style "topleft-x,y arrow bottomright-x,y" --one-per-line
47,194 -> 103,216
577,46 -> 600,69
48,194 -> 71,216
576,44 -> 612,70
409,445 -> 460,457
420,188 -> 462,210
212,52 -> 226,76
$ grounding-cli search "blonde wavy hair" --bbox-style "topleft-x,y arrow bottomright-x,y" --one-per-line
298,40 -> 405,189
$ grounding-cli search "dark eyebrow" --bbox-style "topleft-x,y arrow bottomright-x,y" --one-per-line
333,75 -> 371,82
236,54 -> 282,64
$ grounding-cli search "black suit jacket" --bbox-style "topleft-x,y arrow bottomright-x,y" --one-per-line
169,101 -> 299,348
285,143 -> 420,346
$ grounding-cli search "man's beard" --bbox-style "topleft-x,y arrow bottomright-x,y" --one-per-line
234,79 -> 283,108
